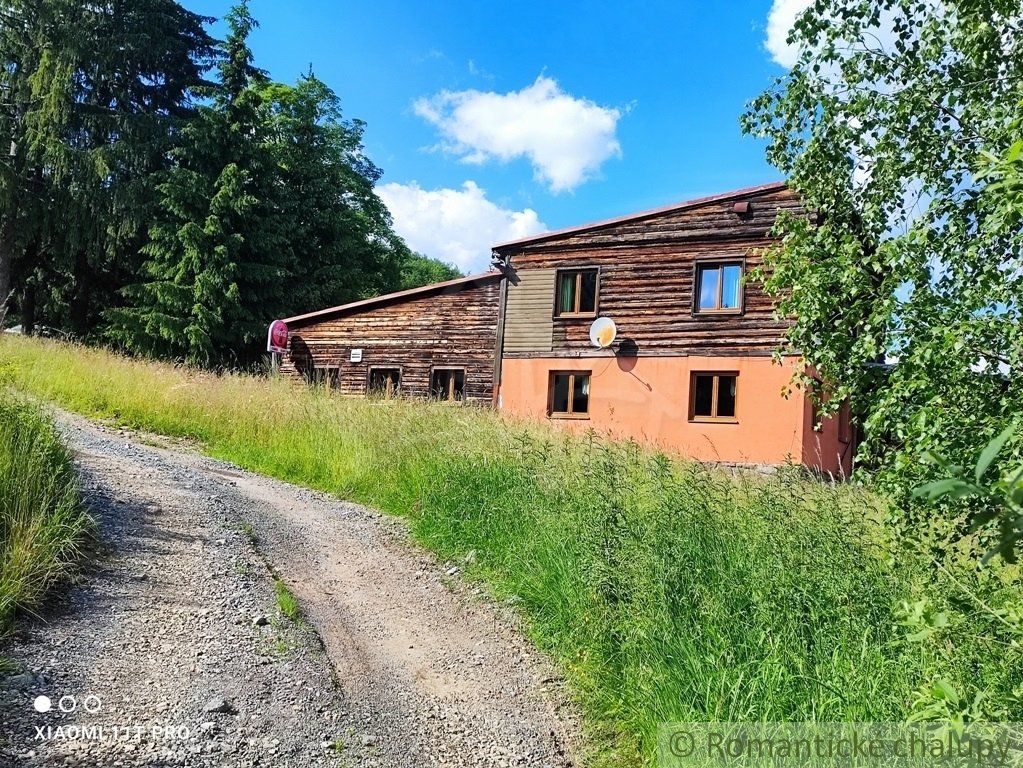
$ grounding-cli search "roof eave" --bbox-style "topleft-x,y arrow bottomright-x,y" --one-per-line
280,270 -> 502,327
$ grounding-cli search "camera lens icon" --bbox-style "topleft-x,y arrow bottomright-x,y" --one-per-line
31,694 -> 101,714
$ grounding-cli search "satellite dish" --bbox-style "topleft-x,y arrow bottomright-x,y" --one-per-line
589,317 -> 617,349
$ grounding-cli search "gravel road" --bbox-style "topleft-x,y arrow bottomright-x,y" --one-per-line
0,413 -> 578,767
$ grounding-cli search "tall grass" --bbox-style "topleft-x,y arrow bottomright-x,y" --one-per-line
1,336 -> 1014,765
0,391 -> 91,634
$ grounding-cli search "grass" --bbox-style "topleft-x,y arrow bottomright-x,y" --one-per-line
0,335 -> 1016,766
239,521 -> 258,545
274,579 -> 302,622
0,388 -> 92,635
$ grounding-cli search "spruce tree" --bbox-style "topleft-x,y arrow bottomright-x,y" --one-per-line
0,0 -> 215,334
0,0 -> 57,325
112,1 -> 277,365
258,71 -> 412,316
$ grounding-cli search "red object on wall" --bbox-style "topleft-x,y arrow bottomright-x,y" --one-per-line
267,320 -> 289,353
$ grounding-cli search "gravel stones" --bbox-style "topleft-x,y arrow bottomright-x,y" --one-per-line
0,413 -> 578,767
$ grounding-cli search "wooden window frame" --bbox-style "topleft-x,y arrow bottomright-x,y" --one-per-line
367,366 -> 402,398
692,258 -> 745,316
548,370 -> 591,420
688,371 -> 739,423
311,365 -> 341,390
553,267 -> 600,319
430,366 -> 467,403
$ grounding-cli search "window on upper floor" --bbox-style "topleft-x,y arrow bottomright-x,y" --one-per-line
689,372 -> 738,422
549,371 -> 590,418
694,261 -> 743,313
555,268 -> 598,317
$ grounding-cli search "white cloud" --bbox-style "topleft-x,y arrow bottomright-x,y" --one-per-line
413,76 -> 623,193
378,181 -> 547,274
765,0 -> 912,69
765,0 -> 813,67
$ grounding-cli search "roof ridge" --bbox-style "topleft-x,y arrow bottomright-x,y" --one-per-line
492,181 -> 788,251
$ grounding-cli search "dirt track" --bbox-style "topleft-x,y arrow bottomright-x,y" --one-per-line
0,413 -> 577,767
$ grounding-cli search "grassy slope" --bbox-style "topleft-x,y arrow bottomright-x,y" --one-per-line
0,390 -> 91,635
0,337 -> 940,764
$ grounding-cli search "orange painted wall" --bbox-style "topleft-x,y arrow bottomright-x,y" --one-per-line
499,355 -> 852,474
801,396 -> 856,477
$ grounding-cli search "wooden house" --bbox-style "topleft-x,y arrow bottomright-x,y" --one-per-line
491,182 -> 854,475
278,272 -> 502,404
272,182 -> 852,474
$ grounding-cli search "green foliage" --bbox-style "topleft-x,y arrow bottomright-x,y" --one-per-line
399,253 -> 463,290
0,0 -> 217,336
256,72 -> 414,309
109,2 -> 271,365
2,2 -> 415,362
0,393 -> 92,634
109,4 -> 413,366
742,0 -> 1023,549
7,335 -> 1020,766
274,579 -> 302,622
915,424 -> 1023,563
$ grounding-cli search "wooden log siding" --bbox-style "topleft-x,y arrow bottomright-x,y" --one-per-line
279,277 -> 501,403
496,186 -> 802,357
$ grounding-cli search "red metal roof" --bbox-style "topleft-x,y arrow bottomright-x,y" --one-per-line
491,181 -> 788,251
280,270 -> 502,327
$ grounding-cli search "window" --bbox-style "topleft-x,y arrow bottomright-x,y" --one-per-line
368,367 -> 401,397
555,269 -> 598,317
314,367 -> 340,388
306,365 -> 340,388
549,371 -> 590,418
431,368 -> 465,402
695,261 -> 743,313
689,373 -> 738,422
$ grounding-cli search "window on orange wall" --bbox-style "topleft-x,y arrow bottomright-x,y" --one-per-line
689,372 -> 738,422
548,371 -> 590,418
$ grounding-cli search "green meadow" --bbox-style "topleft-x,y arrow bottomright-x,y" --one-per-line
1,335 -> 1017,767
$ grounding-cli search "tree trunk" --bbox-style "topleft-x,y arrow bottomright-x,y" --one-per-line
0,223 -> 13,325
21,280 -> 36,335
70,251 -> 91,336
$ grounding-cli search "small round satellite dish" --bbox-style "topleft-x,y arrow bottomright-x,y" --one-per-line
589,317 -> 617,349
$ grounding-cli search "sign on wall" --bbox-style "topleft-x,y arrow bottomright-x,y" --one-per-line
350,348 -> 363,363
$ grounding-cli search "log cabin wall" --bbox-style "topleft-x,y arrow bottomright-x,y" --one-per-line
490,183 -> 853,475
279,275 -> 501,404
495,183 -> 803,357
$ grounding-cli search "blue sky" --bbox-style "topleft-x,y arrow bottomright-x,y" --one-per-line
189,0 -> 804,273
